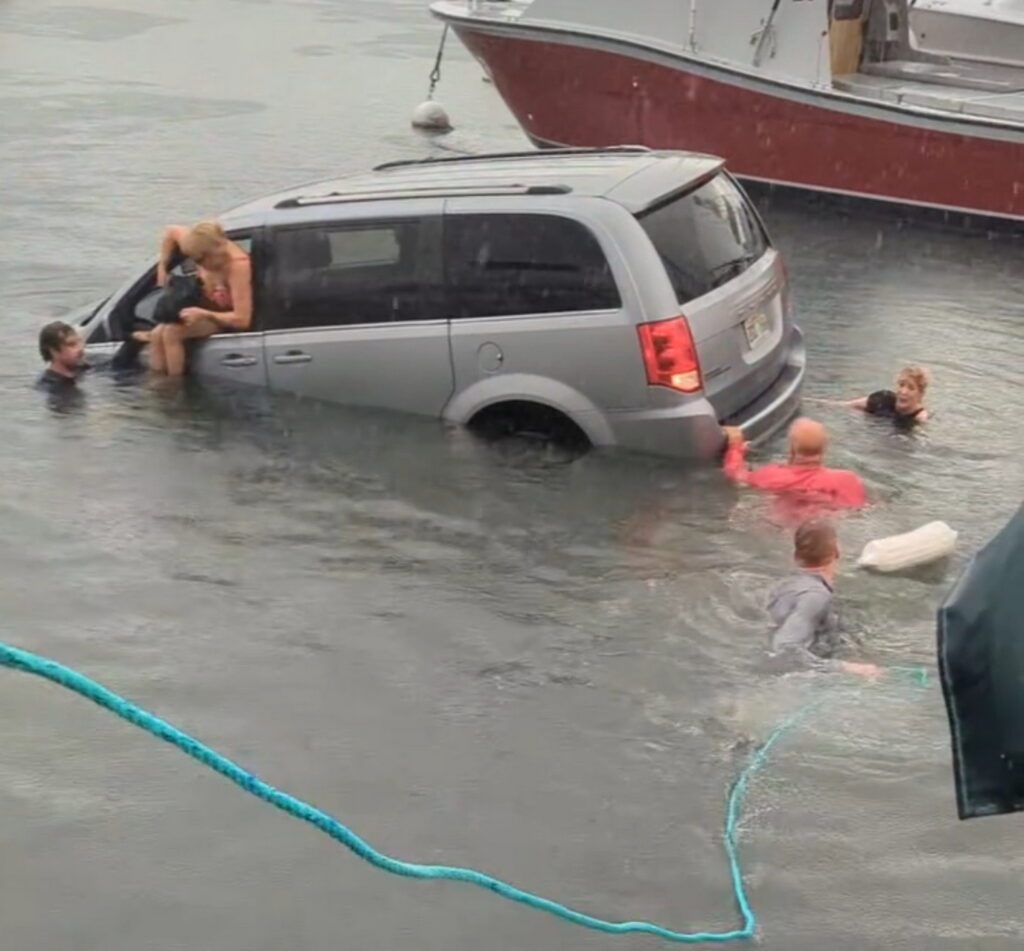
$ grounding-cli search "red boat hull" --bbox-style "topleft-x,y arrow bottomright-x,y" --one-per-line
452,25 -> 1024,221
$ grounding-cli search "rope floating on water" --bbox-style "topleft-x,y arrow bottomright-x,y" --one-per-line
0,641 -> 926,944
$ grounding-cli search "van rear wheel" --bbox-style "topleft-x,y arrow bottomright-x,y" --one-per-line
468,401 -> 591,456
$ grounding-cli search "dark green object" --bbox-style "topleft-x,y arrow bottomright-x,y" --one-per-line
938,504 -> 1024,819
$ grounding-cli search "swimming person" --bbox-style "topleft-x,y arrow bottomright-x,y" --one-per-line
721,418 -> 867,509
768,519 -> 879,677
134,221 -> 252,376
36,321 -> 86,392
812,365 -> 930,428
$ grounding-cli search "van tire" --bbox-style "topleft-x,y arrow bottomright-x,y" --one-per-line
468,401 -> 591,453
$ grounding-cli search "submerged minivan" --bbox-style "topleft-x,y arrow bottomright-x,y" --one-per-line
79,147 -> 805,459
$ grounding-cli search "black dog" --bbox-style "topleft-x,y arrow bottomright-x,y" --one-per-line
152,274 -> 204,324
111,275 -> 204,371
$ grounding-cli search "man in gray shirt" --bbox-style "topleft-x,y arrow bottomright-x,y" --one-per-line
768,519 -> 879,677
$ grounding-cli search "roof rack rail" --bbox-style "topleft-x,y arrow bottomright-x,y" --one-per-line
373,146 -> 652,172
275,183 -> 571,209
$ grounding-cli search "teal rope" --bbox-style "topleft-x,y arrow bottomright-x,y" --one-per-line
0,641 -> 927,945
891,665 -> 930,687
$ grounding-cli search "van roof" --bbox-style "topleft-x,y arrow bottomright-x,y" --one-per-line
222,148 -> 725,224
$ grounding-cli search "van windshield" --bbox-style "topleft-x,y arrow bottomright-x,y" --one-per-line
637,174 -> 768,303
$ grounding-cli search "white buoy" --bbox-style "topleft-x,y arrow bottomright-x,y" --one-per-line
411,100 -> 452,132
857,521 -> 958,573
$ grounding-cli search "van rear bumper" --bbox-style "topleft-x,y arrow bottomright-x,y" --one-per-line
721,328 -> 806,446
595,327 -> 805,461
597,401 -> 730,460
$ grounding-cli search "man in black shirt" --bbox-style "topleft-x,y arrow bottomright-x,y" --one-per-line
37,321 -> 86,391
37,321 -> 86,393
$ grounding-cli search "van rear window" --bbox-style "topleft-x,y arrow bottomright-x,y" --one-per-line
637,174 -> 768,303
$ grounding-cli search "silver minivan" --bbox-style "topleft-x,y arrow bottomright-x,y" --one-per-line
79,147 -> 805,459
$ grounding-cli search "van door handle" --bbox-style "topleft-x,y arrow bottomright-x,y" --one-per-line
273,350 -> 313,365
221,354 -> 258,368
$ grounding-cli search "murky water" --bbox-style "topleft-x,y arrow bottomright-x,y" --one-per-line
1,2 -> 1023,949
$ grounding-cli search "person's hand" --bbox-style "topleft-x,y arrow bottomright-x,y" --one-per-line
843,662 -> 883,680
178,307 -> 207,326
721,425 -> 745,448
156,265 -> 168,288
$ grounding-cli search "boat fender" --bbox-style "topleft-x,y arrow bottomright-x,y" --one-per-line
411,99 -> 452,132
857,520 -> 958,573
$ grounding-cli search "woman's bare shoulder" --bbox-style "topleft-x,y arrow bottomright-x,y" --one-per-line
229,250 -> 251,271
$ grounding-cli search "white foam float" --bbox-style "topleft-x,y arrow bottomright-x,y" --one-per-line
858,521 -> 958,573
411,100 -> 452,131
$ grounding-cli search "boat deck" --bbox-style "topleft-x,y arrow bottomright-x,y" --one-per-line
834,59 -> 1024,123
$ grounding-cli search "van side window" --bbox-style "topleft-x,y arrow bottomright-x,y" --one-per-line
264,218 -> 444,330
637,174 -> 768,303
445,214 -> 621,319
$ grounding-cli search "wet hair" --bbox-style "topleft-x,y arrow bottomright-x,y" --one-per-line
793,518 -> 838,569
38,321 -> 77,363
897,365 -> 929,395
180,220 -> 227,263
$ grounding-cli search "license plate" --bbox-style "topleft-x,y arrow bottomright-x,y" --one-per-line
743,311 -> 770,348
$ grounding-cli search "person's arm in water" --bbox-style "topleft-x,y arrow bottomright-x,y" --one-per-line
805,392 -> 930,421
802,396 -> 868,409
803,396 -> 872,412
862,390 -> 929,422
721,427 -> 792,491
157,225 -> 190,287
720,425 -> 763,482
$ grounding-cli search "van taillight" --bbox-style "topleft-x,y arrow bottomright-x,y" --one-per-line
637,316 -> 702,393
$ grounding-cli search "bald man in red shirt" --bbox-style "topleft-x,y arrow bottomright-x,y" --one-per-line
721,418 -> 867,510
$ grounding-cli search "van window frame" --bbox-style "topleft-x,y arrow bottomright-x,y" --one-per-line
103,227 -> 263,340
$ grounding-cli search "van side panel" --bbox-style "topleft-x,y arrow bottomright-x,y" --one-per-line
442,197 -> 653,417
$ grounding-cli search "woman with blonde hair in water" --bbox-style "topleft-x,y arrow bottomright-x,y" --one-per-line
134,221 -> 252,376
807,365 -> 931,429
847,365 -> 930,427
